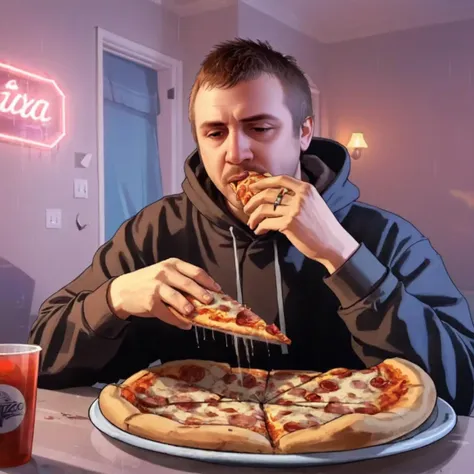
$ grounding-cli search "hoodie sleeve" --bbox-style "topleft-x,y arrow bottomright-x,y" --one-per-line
27,210 -> 159,390
324,236 -> 474,416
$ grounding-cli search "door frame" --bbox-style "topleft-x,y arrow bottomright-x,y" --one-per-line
96,27 -> 183,245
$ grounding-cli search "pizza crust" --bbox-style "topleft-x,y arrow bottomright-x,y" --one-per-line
124,413 -> 274,454
98,384 -> 142,431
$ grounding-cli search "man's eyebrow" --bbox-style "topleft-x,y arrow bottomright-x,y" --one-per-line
199,114 -> 280,130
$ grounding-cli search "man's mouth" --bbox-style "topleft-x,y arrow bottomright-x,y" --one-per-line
228,171 -> 249,184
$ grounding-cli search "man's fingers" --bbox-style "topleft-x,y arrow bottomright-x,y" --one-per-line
165,271 -> 215,305
173,260 -> 221,292
155,283 -> 193,329
247,203 -> 286,230
244,188 -> 289,215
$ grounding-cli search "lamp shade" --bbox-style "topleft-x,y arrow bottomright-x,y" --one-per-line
347,132 -> 368,149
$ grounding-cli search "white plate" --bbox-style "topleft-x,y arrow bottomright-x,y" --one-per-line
88,397 -> 456,467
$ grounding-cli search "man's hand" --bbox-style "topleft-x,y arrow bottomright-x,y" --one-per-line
108,258 -> 221,329
244,175 -> 360,274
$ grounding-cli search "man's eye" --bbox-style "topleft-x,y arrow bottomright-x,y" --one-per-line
207,131 -> 223,138
253,127 -> 273,133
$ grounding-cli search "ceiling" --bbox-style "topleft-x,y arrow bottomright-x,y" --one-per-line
153,0 -> 474,43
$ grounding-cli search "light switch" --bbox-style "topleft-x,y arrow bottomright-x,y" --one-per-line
74,178 -> 88,199
46,209 -> 62,229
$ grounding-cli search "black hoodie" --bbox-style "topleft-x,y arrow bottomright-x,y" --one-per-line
28,137 -> 474,415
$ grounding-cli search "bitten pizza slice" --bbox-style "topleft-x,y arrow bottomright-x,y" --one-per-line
264,369 -> 322,402
230,171 -> 272,205
213,367 -> 269,402
168,289 -> 291,345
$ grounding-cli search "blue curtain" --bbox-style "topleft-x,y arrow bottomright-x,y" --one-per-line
103,52 -> 163,241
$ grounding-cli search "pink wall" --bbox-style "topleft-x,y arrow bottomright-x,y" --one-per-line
0,0 -> 182,341
324,19 -> 474,292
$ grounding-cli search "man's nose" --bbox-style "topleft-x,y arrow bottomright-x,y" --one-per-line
225,130 -> 252,164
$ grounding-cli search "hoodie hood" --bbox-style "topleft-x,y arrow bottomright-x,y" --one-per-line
181,137 -> 360,230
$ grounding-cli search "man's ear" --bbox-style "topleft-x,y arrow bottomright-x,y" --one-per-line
300,116 -> 314,152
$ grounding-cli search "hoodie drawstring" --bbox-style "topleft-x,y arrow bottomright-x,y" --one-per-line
229,226 -> 288,355
273,239 -> 289,355
229,226 -> 243,305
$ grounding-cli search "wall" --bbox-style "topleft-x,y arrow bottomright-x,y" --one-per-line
324,19 -> 474,292
178,4 -> 239,185
0,0 -> 182,341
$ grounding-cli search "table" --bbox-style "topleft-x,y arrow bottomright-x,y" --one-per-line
2,387 -> 473,474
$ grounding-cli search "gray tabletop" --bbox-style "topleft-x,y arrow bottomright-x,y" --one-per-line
2,387 -> 473,474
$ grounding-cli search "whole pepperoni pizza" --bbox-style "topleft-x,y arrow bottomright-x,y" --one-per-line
98,357 -> 437,454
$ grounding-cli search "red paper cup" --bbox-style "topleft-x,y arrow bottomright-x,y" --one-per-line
0,344 -> 42,468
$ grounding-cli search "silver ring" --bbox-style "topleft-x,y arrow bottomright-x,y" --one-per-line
273,188 -> 286,211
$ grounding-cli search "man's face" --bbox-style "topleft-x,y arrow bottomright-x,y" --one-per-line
193,74 -> 313,213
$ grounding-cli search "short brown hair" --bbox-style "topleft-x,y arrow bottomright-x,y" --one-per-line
188,38 -> 313,142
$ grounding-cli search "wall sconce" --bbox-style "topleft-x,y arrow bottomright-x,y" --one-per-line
347,132 -> 368,160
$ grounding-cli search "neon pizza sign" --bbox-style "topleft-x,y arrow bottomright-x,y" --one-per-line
0,62 -> 66,149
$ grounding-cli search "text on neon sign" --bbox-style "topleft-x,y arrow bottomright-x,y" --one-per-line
0,79 -> 52,123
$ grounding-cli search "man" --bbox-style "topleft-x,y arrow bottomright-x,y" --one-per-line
29,39 -> 474,415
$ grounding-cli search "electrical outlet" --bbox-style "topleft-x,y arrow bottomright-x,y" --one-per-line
74,178 -> 88,199
46,209 -> 62,229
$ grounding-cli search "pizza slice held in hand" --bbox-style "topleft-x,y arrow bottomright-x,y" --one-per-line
230,171 -> 272,206
167,289 -> 291,346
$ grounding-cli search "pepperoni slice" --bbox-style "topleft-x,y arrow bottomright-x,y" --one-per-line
173,395 -> 194,403
139,395 -> 167,408
242,374 -> 258,389
360,368 -> 377,374
121,387 -> 137,405
324,403 -> 354,415
207,399 -> 220,407
179,365 -> 206,383
354,403 -> 380,415
318,380 -> 339,392
217,304 -> 231,312
183,416 -> 203,425
228,414 -> 257,428
222,373 -> 238,384
220,407 -> 238,413
370,376 -> 388,388
304,392 -> 322,402
205,411 -> 219,417
175,402 -> 199,412
276,399 -> 293,406
351,379 -> 368,390
134,383 -> 151,394
236,309 -> 261,326
299,374 -> 313,383
283,421 -> 305,432
288,387 -> 307,397
265,324 -> 280,335
174,383 -> 200,392
274,410 -> 293,420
